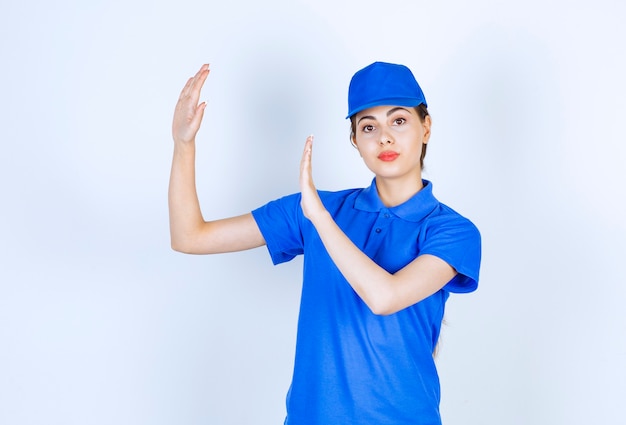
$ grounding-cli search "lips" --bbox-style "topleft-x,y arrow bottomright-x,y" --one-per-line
378,151 -> 399,161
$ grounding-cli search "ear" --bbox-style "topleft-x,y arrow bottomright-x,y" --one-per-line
351,136 -> 363,156
422,115 -> 432,145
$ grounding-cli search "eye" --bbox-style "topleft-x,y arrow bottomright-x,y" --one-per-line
393,117 -> 406,125
361,124 -> 375,133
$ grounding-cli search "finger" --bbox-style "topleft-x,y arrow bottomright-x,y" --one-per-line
304,135 -> 313,156
186,65 -> 210,102
190,101 -> 207,129
178,77 -> 195,101
300,135 -> 313,171
300,135 -> 315,189
180,64 -> 210,101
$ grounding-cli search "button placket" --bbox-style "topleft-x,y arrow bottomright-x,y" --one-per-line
373,210 -> 391,235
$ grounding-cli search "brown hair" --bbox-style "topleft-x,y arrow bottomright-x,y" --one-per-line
349,104 -> 430,169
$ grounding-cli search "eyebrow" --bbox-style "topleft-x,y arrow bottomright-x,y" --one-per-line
356,107 -> 412,124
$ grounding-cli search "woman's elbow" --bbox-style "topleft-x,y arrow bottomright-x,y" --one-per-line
170,239 -> 187,253
170,236 -> 197,254
369,305 -> 400,316
366,290 -> 417,316
366,296 -> 401,316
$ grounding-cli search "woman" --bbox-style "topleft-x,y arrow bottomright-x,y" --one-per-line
169,61 -> 481,425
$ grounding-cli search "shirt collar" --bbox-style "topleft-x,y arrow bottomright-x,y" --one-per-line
354,178 -> 439,222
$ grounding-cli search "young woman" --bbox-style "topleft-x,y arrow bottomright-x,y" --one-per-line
169,61 -> 481,425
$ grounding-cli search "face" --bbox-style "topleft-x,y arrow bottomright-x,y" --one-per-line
352,105 -> 431,181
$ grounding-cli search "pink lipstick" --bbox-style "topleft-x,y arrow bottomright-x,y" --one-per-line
378,151 -> 399,162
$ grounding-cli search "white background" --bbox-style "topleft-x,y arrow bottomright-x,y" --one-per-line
1,0 -> 625,424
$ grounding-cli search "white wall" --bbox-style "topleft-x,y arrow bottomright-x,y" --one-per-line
1,1 -> 624,424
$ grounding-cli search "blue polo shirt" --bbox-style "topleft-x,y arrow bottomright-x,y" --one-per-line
252,179 -> 481,425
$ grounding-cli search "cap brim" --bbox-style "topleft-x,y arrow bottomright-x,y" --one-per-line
346,97 -> 426,119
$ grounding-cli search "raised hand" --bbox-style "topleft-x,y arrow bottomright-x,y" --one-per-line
299,135 -> 327,221
172,64 -> 210,145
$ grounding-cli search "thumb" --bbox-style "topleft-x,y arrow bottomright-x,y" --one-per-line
191,102 -> 207,129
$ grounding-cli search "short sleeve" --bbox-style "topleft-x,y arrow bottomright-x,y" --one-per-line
251,193 -> 304,265
420,212 -> 482,293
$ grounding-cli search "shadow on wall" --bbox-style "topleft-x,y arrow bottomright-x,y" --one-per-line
199,9 -> 351,209
435,22 -> 626,425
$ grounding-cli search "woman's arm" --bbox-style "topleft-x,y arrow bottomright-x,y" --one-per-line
299,136 -> 456,315
169,64 -> 265,254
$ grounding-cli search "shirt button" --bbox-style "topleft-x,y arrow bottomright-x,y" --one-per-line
375,228 -> 382,233
384,213 -> 390,218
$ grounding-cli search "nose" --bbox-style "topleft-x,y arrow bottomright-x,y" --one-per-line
379,132 -> 392,145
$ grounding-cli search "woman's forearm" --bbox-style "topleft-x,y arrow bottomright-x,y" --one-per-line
168,141 -> 205,252
309,210 -> 453,316
308,210 -> 400,314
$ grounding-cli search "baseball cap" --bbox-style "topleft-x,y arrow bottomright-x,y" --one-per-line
346,61 -> 427,119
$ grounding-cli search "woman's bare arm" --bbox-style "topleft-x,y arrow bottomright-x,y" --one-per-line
169,64 -> 265,254
299,136 -> 456,315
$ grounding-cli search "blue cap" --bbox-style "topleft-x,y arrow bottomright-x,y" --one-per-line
346,61 -> 427,119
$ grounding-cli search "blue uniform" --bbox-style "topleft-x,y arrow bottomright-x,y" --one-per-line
252,179 -> 481,425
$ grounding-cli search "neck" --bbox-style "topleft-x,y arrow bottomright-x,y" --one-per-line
375,175 -> 424,207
